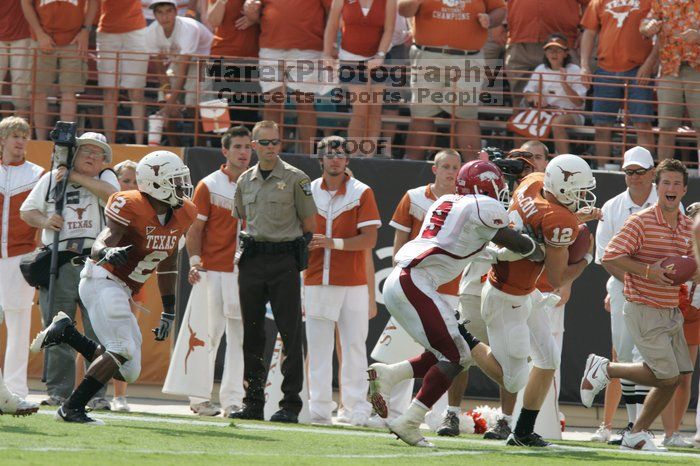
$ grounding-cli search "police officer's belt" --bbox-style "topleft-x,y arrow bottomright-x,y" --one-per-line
254,240 -> 298,254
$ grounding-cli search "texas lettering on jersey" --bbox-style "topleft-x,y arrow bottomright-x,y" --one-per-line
104,190 -> 196,293
489,172 -> 579,296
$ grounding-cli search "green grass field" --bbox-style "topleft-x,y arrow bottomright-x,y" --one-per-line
1,409 -> 699,465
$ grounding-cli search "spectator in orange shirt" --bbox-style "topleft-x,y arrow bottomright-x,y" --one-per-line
505,0 -> 588,103
580,0 -> 657,166
21,0 -> 98,140
641,2 -> 700,161
398,0 -> 506,161
323,0 -> 396,154
0,1 -> 32,117
97,0 -> 149,144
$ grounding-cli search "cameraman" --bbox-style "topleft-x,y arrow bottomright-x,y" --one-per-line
20,131 -> 118,409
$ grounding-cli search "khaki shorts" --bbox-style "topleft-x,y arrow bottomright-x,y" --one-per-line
623,300 -> 693,379
409,45 -> 483,119
0,38 -> 31,109
657,64 -> 700,130
96,28 -> 149,89
33,43 -> 86,94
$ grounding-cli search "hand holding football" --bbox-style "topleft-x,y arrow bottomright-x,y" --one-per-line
660,255 -> 697,286
568,224 -> 591,264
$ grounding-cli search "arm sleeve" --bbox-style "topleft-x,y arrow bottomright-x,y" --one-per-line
357,188 -> 382,229
474,196 -> 510,230
98,169 -> 121,206
594,201 -> 614,263
580,0 -> 600,30
20,172 -> 50,213
567,65 -> 588,96
485,0 -> 506,13
523,67 -> 541,94
389,193 -> 413,232
192,182 -> 211,221
541,211 -> 579,247
104,192 -> 137,227
177,21 -> 200,55
602,215 -> 644,261
294,175 -> 318,220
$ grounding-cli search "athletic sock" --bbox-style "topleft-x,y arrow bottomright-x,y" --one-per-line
514,408 -> 539,437
408,352 -> 438,378
63,325 -> 98,361
64,376 -> 105,410
447,405 -> 461,414
415,365 -> 452,408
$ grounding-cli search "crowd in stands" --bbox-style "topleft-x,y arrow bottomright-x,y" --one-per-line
0,0 -> 699,164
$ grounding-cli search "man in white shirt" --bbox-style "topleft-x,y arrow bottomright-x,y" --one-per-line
593,146 -> 656,444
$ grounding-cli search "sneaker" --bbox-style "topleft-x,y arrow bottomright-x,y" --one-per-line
506,432 -> 551,447
367,362 -> 408,419
484,417 -> 512,440
112,397 -> 130,412
55,405 -> 105,426
365,414 -> 387,429
223,405 -> 241,418
590,424 -> 612,442
40,395 -> 66,407
621,430 -> 667,451
269,408 -> 298,424
608,423 -> 633,446
87,397 -> 111,411
580,354 -> 610,408
436,411 -> 460,437
228,404 -> 263,420
190,401 -> 221,417
30,311 -> 73,353
662,432 -> 694,448
0,392 -> 39,417
388,403 -> 435,448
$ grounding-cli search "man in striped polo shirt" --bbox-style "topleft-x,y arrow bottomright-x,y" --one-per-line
581,159 -> 696,452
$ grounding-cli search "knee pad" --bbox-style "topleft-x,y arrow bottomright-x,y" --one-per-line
503,359 -> 529,393
531,337 -> 561,371
120,360 -> 141,384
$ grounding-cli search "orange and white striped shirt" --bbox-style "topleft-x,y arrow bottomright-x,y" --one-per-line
304,175 -> 381,286
192,165 -> 240,273
0,160 -> 44,258
603,204 -> 694,309
389,184 -> 460,295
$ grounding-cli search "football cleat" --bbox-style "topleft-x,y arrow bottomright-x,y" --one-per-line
30,311 -> 73,353
580,353 -> 610,408
621,431 -> 666,451
112,397 -> 131,412
87,397 -> 112,411
662,432 -> 694,448
436,411 -> 460,437
590,423 -> 612,443
55,405 -> 105,426
506,432 -> 551,447
608,423 -> 633,445
388,403 -> 434,448
483,417 -> 512,440
190,400 -> 221,417
367,363 -> 407,419
0,392 -> 39,417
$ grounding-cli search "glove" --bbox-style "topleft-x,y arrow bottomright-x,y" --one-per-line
523,242 -> 546,263
97,245 -> 133,266
152,312 -> 175,341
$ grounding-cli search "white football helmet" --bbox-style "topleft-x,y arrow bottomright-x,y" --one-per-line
136,150 -> 193,208
544,154 -> 596,212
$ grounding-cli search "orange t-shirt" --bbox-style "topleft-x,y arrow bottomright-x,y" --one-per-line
209,0 -> 260,57
507,0 -> 589,47
489,173 -> 579,296
32,0 -> 86,46
341,0 -> 386,57
259,0 -> 331,51
104,191 -> 197,294
98,0 -> 147,34
389,184 -> 461,296
0,0 -> 30,41
414,0 -> 505,51
580,0 -> 653,72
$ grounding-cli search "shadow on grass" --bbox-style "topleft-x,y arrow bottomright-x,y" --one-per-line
0,424 -> 64,437
109,423 -> 275,442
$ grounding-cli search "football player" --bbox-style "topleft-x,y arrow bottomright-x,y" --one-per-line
482,154 -> 596,447
30,150 -> 196,425
368,160 -> 545,447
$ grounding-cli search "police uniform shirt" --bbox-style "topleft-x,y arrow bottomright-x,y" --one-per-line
233,159 -> 317,242
20,169 -> 120,251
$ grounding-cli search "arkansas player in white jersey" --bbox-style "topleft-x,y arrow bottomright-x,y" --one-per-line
30,151 -> 195,425
368,160 -> 545,448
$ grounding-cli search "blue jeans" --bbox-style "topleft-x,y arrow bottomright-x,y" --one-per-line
592,67 -> 654,124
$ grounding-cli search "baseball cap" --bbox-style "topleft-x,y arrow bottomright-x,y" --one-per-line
621,146 -> 654,169
76,132 -> 112,163
149,0 -> 177,9
543,35 -> 569,50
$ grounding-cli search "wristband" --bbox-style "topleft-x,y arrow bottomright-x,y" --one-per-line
189,255 -> 202,267
583,253 -> 593,265
332,238 -> 345,250
644,263 -> 650,279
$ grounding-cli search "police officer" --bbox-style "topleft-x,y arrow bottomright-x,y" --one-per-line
230,120 -> 317,424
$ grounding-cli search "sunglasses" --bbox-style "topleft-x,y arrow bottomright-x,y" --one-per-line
624,168 -> 650,176
256,139 -> 281,146
323,152 -> 347,160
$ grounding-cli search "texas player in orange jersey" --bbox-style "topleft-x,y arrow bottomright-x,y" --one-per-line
481,154 -> 597,447
30,150 -> 196,425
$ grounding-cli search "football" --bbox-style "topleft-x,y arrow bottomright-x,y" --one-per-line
568,224 -> 591,264
660,255 -> 697,286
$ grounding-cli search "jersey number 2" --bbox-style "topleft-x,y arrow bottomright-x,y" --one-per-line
421,201 -> 453,239
551,227 -> 573,244
129,251 -> 169,283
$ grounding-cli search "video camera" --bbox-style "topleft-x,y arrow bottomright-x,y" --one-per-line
481,146 -> 527,180
49,121 -> 78,168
